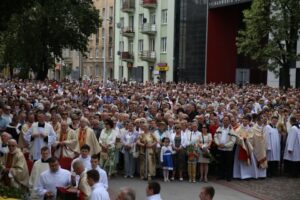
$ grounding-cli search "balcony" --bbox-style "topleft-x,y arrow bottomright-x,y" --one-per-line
121,52 -> 134,62
122,26 -> 135,37
139,50 -> 156,62
122,0 -> 135,13
140,0 -> 157,9
140,23 -> 156,35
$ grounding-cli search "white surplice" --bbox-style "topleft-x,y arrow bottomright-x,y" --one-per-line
35,167 -> 71,200
89,183 -> 110,200
265,124 -> 281,161
284,125 -> 300,161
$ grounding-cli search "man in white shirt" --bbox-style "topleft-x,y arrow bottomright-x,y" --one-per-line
35,157 -> 71,200
71,144 -> 92,171
214,116 -> 236,181
146,181 -> 162,200
91,154 -> 108,189
87,169 -> 110,200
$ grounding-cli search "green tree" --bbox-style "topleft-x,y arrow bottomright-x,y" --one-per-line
237,0 -> 300,88
1,0 -> 100,80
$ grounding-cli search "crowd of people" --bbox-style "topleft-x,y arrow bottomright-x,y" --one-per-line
0,79 -> 300,199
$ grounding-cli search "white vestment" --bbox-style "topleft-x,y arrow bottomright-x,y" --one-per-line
71,156 -> 92,171
95,166 -> 109,189
35,167 -> 71,200
265,125 -> 281,161
284,125 -> 300,161
89,183 -> 110,200
25,122 -> 56,160
233,125 -> 266,179
29,159 -> 49,199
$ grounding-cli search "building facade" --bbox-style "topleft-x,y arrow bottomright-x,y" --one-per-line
81,0 -> 115,81
114,0 -> 175,83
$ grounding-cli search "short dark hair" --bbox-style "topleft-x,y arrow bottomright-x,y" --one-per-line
271,116 -> 279,120
290,116 -> 297,125
203,186 -> 215,199
41,146 -> 49,152
48,157 -> 58,164
91,154 -> 99,160
104,119 -> 114,128
162,137 -> 170,143
87,169 -> 100,182
148,181 -> 160,195
81,144 -> 90,151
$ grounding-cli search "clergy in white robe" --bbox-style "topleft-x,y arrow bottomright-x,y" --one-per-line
29,146 -> 50,199
72,160 -> 91,200
71,144 -> 92,171
87,169 -> 110,200
24,112 -> 56,160
35,157 -> 71,200
91,154 -> 109,190
283,117 -> 300,177
265,116 -> 281,177
233,116 -> 265,179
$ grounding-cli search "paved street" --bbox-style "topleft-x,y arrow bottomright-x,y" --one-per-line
108,177 -> 258,200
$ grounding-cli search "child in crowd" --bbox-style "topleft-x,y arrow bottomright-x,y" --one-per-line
160,137 -> 174,182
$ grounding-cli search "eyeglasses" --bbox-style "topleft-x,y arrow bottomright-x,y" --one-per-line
8,145 -> 16,147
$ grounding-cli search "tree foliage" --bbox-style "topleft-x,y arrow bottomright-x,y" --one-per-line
1,0 -> 101,80
237,0 -> 300,88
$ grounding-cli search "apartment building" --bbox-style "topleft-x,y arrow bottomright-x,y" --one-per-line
81,0 -> 115,81
114,0 -> 175,83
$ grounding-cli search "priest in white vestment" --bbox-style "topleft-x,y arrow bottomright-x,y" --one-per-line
24,112 -> 56,161
233,116 -> 265,179
265,116 -> 281,177
86,169 -> 110,200
35,157 -> 71,200
29,146 -> 50,199
284,117 -> 300,177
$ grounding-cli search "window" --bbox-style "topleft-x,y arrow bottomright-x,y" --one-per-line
102,47 -> 105,59
162,9 -> 167,24
138,40 -> 144,52
129,15 -> 134,28
89,48 -> 93,58
139,14 -> 144,28
149,38 -> 155,51
120,17 -> 124,28
150,13 -> 156,25
96,29 -> 99,45
102,28 -> 105,43
109,6 -> 113,17
119,41 -> 124,52
102,8 -> 105,18
95,48 -> 99,58
161,37 -> 167,53
109,47 -> 113,59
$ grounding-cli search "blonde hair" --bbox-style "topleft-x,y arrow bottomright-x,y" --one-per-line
277,123 -> 287,135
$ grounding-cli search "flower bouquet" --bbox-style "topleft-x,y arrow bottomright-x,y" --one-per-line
186,144 -> 198,161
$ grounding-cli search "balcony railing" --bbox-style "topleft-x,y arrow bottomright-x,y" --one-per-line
140,0 -> 157,8
140,23 -> 156,35
139,50 -> 156,62
122,0 -> 135,13
121,52 -> 134,62
122,26 -> 135,37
